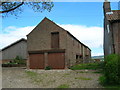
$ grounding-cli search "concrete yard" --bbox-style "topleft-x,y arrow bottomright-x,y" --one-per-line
2,67 -> 102,88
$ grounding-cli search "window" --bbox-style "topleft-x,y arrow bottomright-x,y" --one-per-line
107,24 -> 110,33
76,55 -> 79,59
51,32 -> 59,48
80,55 -> 82,59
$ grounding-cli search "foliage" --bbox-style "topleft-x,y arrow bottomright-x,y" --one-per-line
101,54 -> 120,85
45,66 -> 52,70
13,56 -> 26,65
0,1 -> 54,17
70,63 -> 102,70
99,54 -> 120,87
57,84 -> 69,88
99,75 -> 107,85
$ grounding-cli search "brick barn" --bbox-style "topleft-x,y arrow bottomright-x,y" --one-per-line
27,17 -> 91,69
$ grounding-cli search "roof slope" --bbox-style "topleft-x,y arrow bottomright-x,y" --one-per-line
2,38 -> 27,51
28,17 -> 91,50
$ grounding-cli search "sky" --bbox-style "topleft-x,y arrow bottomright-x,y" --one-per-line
0,2 -> 119,56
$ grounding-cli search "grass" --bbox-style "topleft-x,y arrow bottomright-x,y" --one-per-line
93,71 -> 102,73
62,73 -> 70,77
104,85 -> 120,89
76,71 -> 88,73
57,84 -> 69,88
75,77 -> 92,80
25,71 -> 43,83
25,71 -> 38,77
70,63 -> 102,70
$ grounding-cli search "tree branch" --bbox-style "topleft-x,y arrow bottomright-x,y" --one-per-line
0,2 -> 24,13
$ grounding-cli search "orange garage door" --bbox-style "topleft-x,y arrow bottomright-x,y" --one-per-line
29,54 -> 44,69
48,53 -> 65,69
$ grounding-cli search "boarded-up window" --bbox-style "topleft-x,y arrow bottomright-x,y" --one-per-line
51,32 -> 59,48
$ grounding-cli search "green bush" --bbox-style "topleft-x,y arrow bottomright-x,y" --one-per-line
13,56 -> 26,65
45,66 -> 52,70
103,54 -> 120,85
99,75 -> 107,85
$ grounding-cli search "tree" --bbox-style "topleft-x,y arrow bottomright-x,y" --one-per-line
0,1 -> 54,17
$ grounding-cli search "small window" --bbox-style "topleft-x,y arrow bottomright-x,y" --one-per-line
51,32 -> 59,48
76,55 -> 79,59
80,55 -> 82,58
107,24 -> 110,33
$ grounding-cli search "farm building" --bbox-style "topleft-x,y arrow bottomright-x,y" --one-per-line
103,1 -> 120,56
27,17 -> 91,69
0,38 -> 27,64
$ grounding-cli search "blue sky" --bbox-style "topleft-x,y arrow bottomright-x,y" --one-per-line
1,2 -> 119,56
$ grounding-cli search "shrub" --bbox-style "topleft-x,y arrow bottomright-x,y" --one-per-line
103,54 -> 120,85
13,56 -> 26,65
99,75 -> 107,85
45,66 -> 52,70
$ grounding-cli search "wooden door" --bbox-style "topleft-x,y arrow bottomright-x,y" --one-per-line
48,53 -> 65,69
29,54 -> 44,69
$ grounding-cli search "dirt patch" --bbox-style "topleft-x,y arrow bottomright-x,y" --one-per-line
2,67 -> 103,88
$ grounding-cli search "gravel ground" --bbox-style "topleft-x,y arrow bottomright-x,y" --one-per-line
2,67 -> 103,88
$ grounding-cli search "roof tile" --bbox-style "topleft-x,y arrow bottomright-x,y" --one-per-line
106,10 -> 120,21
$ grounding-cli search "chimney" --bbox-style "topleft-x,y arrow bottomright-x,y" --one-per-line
103,0 -> 111,15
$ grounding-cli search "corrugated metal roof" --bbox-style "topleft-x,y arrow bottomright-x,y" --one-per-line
106,10 -> 120,21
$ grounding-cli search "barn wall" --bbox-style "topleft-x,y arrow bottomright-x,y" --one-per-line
112,22 -> 120,55
104,19 -> 113,56
66,33 -> 91,66
27,18 -> 68,68
66,33 -> 84,66
118,22 -> 120,55
2,41 -> 27,60
27,19 -> 67,52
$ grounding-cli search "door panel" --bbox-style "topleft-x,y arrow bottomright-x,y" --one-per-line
29,54 -> 44,69
48,53 -> 65,69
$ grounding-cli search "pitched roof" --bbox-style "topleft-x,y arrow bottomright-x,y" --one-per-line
106,10 -> 120,21
2,38 -> 27,51
28,17 -> 91,51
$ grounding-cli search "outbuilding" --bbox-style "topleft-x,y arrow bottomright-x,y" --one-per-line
0,38 -> 27,64
27,17 -> 91,69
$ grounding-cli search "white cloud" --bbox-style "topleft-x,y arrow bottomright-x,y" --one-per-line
59,24 -> 103,49
0,26 -> 35,49
0,24 -> 103,56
